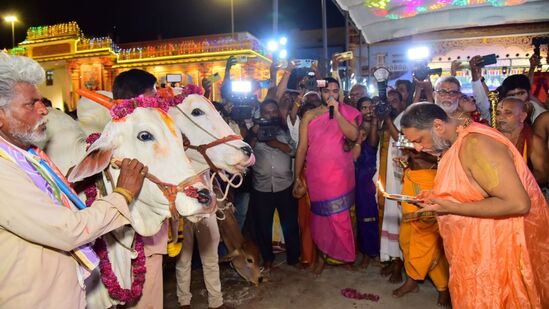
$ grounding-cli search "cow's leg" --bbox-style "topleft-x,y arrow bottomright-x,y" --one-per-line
251,188 -> 276,268
196,215 -> 224,308
176,218 -> 196,307
274,185 -> 300,265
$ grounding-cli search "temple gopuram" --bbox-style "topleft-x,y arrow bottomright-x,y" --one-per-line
9,22 -> 272,111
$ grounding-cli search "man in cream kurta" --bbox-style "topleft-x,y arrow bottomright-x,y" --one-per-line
0,163 -> 131,308
0,53 -> 147,308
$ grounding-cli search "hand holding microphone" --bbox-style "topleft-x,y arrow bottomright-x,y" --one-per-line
327,96 -> 338,119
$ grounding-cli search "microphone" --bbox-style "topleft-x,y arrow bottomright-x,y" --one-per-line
328,96 -> 335,119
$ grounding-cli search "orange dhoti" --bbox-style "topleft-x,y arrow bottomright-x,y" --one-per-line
400,169 -> 448,291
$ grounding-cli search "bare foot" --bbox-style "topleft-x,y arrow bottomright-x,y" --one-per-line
370,256 -> 382,267
392,278 -> 419,297
312,258 -> 325,276
359,255 -> 370,269
344,263 -> 356,272
389,259 -> 403,283
437,290 -> 451,307
380,262 -> 392,277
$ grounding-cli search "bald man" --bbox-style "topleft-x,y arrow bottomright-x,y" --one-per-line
496,97 -> 549,186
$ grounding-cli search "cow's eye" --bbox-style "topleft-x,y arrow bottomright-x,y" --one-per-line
191,108 -> 204,116
137,131 -> 155,141
246,258 -> 254,263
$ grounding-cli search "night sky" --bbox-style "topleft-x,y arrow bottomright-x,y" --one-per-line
0,0 -> 345,49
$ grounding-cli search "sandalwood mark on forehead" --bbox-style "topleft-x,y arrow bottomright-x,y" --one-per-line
466,137 -> 499,190
158,110 -> 177,137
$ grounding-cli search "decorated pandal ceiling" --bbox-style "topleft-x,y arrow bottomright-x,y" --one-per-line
335,0 -> 549,43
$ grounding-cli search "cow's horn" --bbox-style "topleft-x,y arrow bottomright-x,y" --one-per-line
77,89 -> 114,109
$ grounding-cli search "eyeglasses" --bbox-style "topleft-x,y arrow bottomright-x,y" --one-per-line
506,90 -> 527,97
435,89 -> 461,97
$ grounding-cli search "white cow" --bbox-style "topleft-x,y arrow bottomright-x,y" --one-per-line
44,105 -> 214,308
74,91 -> 255,176
168,94 -> 255,175
37,108 -> 87,175
77,90 -> 112,136
67,106 -> 216,233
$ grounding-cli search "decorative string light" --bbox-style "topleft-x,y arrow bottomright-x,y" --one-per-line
366,0 -> 525,19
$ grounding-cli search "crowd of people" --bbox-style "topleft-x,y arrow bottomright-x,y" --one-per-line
207,52 -> 549,308
0,48 -> 548,309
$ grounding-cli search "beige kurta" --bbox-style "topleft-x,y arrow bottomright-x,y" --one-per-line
0,158 -> 132,309
127,221 -> 169,309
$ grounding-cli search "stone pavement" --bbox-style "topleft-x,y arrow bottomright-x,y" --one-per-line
163,253 -> 443,309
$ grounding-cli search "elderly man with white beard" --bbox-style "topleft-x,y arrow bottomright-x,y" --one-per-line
0,53 -> 147,308
433,76 -> 462,117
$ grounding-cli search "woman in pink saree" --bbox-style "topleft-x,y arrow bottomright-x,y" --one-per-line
294,78 -> 361,273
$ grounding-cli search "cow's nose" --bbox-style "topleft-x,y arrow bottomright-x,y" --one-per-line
241,146 -> 253,157
197,188 -> 211,205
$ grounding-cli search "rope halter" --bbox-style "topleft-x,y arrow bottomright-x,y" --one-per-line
110,159 -> 215,220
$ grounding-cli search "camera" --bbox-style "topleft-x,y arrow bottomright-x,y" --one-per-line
372,67 -> 392,118
293,59 -> 317,69
413,66 -> 442,81
334,51 -> 353,61
228,81 -> 256,121
254,117 -> 281,142
477,54 -> 497,67
459,54 -> 497,69
373,96 -> 392,118
300,73 -> 326,92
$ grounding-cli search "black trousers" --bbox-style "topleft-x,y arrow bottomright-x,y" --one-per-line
250,185 -> 300,265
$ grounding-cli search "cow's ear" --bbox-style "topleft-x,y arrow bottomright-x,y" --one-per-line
220,249 -> 241,262
67,130 -> 116,182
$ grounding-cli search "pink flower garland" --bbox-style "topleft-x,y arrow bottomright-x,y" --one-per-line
84,133 -> 147,304
94,235 -> 146,304
109,85 -> 203,120
341,288 -> 380,302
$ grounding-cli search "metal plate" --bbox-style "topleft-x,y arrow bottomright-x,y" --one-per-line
385,194 -> 419,203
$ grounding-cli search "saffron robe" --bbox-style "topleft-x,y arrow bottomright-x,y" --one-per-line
432,122 -> 549,308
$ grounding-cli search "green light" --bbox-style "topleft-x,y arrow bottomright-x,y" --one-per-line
451,0 -> 468,6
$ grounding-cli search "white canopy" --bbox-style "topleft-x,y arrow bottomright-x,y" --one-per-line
334,0 -> 549,43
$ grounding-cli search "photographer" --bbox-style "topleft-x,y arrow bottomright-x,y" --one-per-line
247,100 -> 300,271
